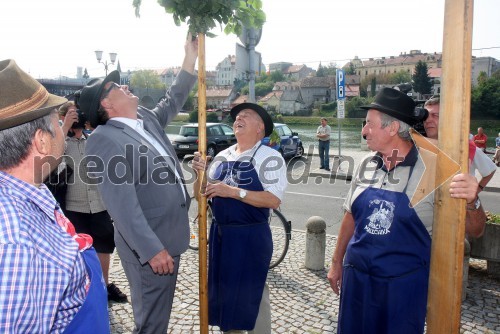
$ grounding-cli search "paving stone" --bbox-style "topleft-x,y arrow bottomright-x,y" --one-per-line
107,230 -> 500,333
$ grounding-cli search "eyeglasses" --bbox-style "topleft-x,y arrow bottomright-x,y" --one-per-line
100,82 -> 121,100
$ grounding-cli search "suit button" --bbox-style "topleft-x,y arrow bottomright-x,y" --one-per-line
181,203 -> 186,208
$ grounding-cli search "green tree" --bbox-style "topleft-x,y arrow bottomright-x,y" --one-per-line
346,96 -> 372,118
270,70 -> 285,83
412,60 -> 432,95
134,0 -> 265,37
316,63 -> 326,77
345,63 -> 356,75
322,62 -> 338,76
370,77 -> 377,97
83,68 -> 89,79
471,70 -> 500,119
130,70 -> 164,90
388,70 -> 411,85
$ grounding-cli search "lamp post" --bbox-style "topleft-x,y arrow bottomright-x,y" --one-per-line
94,50 -> 118,76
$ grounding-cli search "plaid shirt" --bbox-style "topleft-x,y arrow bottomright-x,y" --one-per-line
0,171 -> 88,333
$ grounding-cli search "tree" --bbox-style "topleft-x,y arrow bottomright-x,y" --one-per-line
471,70 -> 500,119
322,62 -> 338,76
133,0 -> 265,37
270,70 -> 285,83
345,63 -> 356,75
130,70 -> 164,90
316,63 -> 326,77
346,96 -> 372,118
412,60 -> 432,95
370,77 -> 377,97
83,68 -> 89,79
388,70 -> 411,85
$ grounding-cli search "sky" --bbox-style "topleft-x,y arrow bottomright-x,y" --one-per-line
1,0 -> 499,79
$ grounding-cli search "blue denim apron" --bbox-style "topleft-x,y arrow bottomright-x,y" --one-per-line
62,247 -> 110,333
338,168 -> 431,334
209,145 -> 272,331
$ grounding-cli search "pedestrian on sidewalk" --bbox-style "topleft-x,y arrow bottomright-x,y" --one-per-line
78,33 -> 198,334
473,127 -> 488,152
192,103 -> 287,334
0,59 -> 110,333
424,97 -> 496,202
317,117 -> 331,171
59,101 -> 127,303
327,88 -> 486,334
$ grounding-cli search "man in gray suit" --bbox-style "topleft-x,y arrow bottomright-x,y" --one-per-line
78,34 -> 198,333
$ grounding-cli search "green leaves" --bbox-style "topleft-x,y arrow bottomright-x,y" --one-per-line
133,0 -> 266,37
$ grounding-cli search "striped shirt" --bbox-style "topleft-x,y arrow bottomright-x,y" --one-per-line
0,171 -> 88,333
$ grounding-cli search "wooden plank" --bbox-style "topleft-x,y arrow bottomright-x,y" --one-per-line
196,33 -> 209,334
426,0 -> 474,332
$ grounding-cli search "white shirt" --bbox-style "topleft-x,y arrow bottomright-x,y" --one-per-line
112,117 -> 186,200
209,141 -> 287,201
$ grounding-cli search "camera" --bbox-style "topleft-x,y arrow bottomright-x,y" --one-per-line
71,109 -> 87,129
412,104 -> 428,136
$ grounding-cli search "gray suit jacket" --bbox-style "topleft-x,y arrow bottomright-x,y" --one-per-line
85,70 -> 196,264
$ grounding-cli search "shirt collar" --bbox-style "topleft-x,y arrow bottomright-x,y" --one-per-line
229,140 -> 262,158
371,144 -> 418,171
112,117 -> 141,130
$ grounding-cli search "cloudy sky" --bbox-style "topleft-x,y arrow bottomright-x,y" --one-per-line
1,0 -> 498,79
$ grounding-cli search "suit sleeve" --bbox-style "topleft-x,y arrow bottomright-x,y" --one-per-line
85,131 -> 164,264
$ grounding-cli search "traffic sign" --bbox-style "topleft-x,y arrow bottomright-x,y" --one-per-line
337,99 -> 345,119
337,69 -> 345,100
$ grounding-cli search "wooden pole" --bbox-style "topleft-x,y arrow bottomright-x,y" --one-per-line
426,0 -> 473,332
197,32 -> 209,334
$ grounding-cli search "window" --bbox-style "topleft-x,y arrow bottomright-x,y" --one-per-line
220,124 -> 234,136
281,125 -> 292,136
210,126 -> 223,136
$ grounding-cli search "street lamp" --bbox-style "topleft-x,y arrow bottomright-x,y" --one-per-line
94,50 -> 118,76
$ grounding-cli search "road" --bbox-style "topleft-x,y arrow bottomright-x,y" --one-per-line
183,157 -> 499,236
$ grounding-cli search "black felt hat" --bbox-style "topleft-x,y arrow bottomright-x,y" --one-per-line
361,87 -> 418,125
79,70 -> 120,128
230,102 -> 274,137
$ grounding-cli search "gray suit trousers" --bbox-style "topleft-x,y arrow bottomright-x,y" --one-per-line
121,255 -> 181,334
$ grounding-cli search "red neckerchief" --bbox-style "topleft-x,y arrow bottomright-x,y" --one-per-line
54,210 -> 93,251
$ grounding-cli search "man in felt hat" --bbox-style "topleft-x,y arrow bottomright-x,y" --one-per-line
192,102 -> 287,333
326,87 -> 485,333
423,96 -> 493,237
0,59 -> 110,332
79,33 -> 197,333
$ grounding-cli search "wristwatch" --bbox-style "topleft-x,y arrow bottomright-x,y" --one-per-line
466,197 -> 481,211
239,189 -> 247,200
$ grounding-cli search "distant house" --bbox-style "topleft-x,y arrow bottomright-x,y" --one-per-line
194,88 -> 233,109
344,75 -> 361,98
273,81 -> 300,91
343,50 -> 442,83
299,76 -> 336,108
278,89 -> 305,115
259,91 -> 283,111
283,64 -> 314,81
159,67 -> 181,87
230,95 -> 249,108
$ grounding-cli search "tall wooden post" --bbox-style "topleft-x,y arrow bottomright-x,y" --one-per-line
426,0 -> 474,332
197,33 -> 209,334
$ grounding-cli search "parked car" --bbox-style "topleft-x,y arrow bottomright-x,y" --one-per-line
261,123 -> 304,159
171,123 -> 236,158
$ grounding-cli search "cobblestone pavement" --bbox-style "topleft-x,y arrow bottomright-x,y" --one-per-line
107,230 -> 500,334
